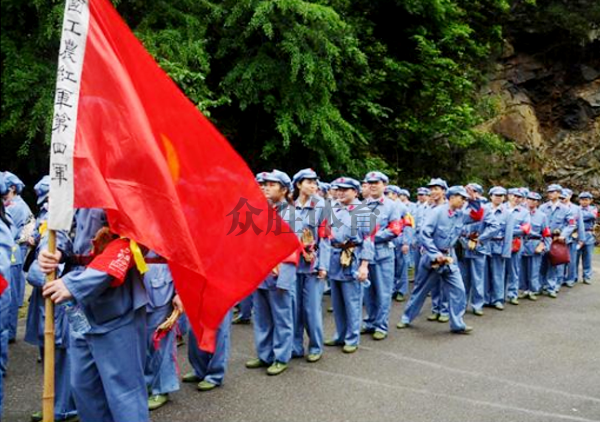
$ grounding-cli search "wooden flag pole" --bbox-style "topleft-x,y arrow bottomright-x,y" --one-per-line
42,229 -> 56,422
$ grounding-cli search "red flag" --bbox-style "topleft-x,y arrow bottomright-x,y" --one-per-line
0,274 -> 8,295
48,0 -> 299,351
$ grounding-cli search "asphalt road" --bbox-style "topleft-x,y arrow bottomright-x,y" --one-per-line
4,255 -> 600,422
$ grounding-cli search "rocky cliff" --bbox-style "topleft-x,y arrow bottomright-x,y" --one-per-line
479,37 -> 599,196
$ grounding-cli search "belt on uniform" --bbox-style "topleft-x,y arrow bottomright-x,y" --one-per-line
331,241 -> 359,250
492,237 -> 504,241
301,244 -> 319,253
526,236 -> 541,240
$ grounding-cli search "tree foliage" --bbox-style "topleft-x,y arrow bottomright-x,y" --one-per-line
6,0 -> 587,190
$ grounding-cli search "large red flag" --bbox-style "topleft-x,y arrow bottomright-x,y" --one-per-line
48,0 -> 299,351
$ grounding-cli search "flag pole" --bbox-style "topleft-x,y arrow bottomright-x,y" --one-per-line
45,0 -> 88,416
42,230 -> 56,422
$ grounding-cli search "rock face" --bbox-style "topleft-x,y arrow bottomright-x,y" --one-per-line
481,44 -> 600,196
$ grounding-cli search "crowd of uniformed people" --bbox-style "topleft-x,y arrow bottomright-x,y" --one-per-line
0,168 -> 597,422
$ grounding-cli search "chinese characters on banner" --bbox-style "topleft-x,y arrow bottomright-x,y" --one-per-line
48,0 -> 90,231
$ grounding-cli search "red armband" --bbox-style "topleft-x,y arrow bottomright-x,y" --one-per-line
318,219 -> 332,239
366,224 -> 380,241
0,274 -> 8,295
520,223 -> 531,235
88,238 -> 135,287
469,207 -> 484,222
542,227 -> 551,238
388,220 -> 404,236
511,238 -> 522,253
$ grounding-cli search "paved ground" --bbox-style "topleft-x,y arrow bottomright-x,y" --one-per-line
4,255 -> 600,422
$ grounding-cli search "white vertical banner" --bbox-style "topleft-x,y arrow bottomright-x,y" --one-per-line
48,0 -> 90,230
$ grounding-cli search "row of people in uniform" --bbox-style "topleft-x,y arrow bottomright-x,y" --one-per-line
240,170 -> 597,377
0,169 -> 597,421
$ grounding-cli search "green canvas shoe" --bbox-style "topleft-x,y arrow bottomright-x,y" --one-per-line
342,344 -> 358,354
148,394 -> 169,411
372,331 -> 387,341
197,380 -> 218,391
324,338 -> 342,347
245,358 -> 270,369
266,361 -> 288,376
451,326 -> 473,335
306,353 -> 322,363
182,371 -> 201,383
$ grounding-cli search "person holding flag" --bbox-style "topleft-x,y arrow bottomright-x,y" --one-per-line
39,210 -> 150,422
24,176 -> 78,422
